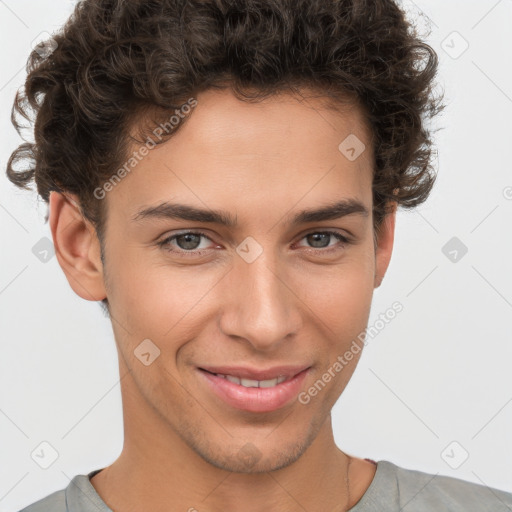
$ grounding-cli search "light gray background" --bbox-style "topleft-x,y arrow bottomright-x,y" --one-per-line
1,0 -> 511,510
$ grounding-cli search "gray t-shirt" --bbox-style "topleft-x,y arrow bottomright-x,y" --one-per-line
18,460 -> 512,511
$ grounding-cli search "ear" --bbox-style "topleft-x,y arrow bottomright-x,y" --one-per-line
49,191 -> 107,301
374,202 -> 397,289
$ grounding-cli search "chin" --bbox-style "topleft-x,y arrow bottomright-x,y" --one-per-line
188,430 -> 317,474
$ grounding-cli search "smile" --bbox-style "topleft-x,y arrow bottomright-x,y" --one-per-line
212,373 -> 288,388
197,367 -> 311,413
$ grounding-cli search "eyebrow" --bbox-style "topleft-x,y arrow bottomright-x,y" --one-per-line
132,198 -> 369,227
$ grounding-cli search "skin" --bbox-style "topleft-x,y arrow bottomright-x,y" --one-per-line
49,87 -> 396,512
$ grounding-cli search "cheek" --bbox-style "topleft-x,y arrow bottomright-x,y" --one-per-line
106,237 -> 375,344
296,252 -> 375,334
108,252 -> 222,341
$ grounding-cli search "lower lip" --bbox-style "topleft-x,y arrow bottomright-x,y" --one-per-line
198,368 -> 310,413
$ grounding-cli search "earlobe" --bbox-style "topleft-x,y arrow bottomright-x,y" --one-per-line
374,202 -> 397,289
49,191 -> 107,301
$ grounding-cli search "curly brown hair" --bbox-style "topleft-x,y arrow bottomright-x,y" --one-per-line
6,0 -> 444,248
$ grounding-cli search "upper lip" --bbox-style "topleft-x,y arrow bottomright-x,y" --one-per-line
198,365 -> 311,381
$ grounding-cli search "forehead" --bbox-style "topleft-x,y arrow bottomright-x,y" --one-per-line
108,87 -> 374,225
162,88 -> 371,167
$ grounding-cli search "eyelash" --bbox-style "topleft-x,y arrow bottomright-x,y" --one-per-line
157,230 -> 352,258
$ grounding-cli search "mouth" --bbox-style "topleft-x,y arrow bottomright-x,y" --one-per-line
203,372 -> 288,388
197,365 -> 311,413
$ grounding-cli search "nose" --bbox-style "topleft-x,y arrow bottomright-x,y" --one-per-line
218,248 -> 303,352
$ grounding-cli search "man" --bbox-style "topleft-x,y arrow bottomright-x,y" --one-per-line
7,0 -> 512,510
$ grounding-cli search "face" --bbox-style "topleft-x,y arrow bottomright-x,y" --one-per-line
53,87 -> 395,474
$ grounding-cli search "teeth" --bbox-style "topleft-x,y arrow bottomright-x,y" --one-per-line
258,378 -> 278,388
225,374 -> 241,385
241,378 -> 260,387
217,374 -> 287,387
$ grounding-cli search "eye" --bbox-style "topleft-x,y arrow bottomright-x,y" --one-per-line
157,229 -> 351,258
158,230 -> 216,257
295,230 -> 351,253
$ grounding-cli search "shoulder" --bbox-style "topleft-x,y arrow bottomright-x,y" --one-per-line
385,460 -> 512,511
17,488 -> 66,512
17,471 -> 110,512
